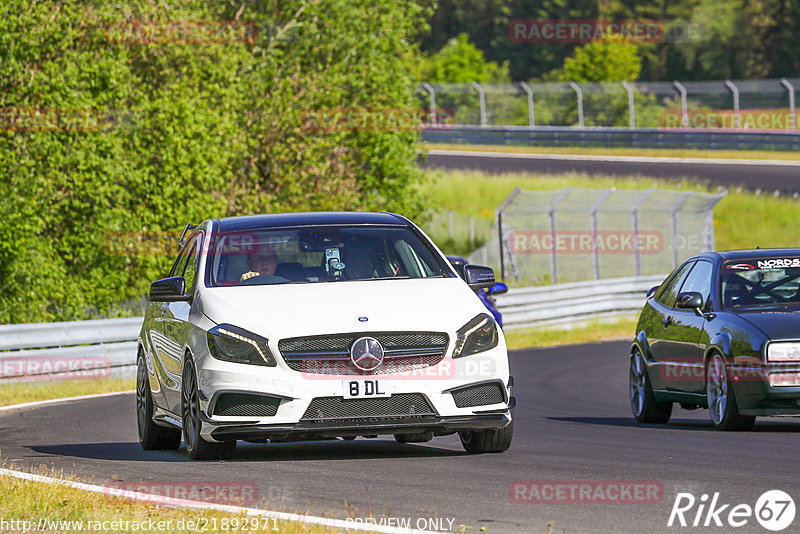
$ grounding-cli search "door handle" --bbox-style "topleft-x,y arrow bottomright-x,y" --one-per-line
661,315 -> 672,327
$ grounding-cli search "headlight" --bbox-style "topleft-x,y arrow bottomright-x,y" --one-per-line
207,324 -> 276,366
767,342 -> 800,362
453,314 -> 498,358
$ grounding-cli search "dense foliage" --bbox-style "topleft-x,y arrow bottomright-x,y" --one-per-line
420,0 -> 800,81
0,0 -> 430,322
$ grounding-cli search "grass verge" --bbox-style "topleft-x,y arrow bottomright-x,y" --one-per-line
504,316 -> 638,351
0,465 -> 338,534
0,378 -> 134,407
423,142 -> 800,161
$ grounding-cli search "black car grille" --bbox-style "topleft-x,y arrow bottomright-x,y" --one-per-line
212,393 -> 281,417
279,332 -> 449,375
450,382 -> 505,408
301,394 -> 437,423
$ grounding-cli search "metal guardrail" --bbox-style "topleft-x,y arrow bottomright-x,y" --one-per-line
422,126 -> 800,151
0,317 -> 141,381
495,275 -> 665,329
0,275 -> 666,379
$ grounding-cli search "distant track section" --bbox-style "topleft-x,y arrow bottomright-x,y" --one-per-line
421,149 -> 800,193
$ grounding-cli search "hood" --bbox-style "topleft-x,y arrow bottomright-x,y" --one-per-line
733,306 -> 800,340
196,277 -> 486,340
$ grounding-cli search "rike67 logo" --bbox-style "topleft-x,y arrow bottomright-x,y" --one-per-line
668,490 -> 795,531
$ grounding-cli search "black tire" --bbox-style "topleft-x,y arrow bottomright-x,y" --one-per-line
629,349 -> 672,424
706,353 -> 756,431
394,431 -> 433,443
136,351 -> 181,450
459,419 -> 513,454
182,359 -> 236,460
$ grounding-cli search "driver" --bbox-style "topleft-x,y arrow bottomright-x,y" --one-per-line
240,243 -> 278,282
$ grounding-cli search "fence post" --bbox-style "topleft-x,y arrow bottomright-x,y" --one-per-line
671,192 -> 691,268
471,82 -> 487,126
590,188 -> 614,279
469,216 -> 475,243
703,193 -> 726,252
496,187 -> 522,282
519,81 -> 535,127
548,188 -> 573,284
781,78 -> 796,130
632,189 -> 654,276
724,80 -> 741,129
621,81 -> 635,128
569,82 -> 584,128
420,82 -> 437,126
448,211 -> 454,238
673,81 -> 689,127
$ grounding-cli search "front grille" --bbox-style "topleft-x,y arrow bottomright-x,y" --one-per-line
213,393 -> 281,417
279,332 -> 449,375
301,393 -> 437,422
451,382 -> 505,408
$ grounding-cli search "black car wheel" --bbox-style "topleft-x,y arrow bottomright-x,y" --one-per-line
181,358 -> 236,460
459,419 -> 513,454
136,351 -> 181,450
706,353 -> 755,431
629,349 -> 672,424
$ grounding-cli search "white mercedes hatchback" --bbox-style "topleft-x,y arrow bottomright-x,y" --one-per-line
136,212 -> 514,459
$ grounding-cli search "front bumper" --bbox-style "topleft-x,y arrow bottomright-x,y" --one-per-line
731,363 -> 800,415
205,411 -> 512,442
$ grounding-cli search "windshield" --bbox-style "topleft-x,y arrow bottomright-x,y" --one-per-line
722,259 -> 800,309
207,225 -> 450,287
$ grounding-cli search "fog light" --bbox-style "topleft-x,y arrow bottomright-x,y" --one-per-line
768,372 -> 800,387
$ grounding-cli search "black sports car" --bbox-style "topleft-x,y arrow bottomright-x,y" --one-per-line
630,249 -> 800,430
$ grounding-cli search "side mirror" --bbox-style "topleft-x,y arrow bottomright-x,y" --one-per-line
646,285 -> 660,299
486,282 -> 508,295
676,291 -> 703,310
464,264 -> 496,290
149,276 -> 191,302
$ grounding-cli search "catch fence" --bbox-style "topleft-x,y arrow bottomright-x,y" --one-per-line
468,187 -> 725,285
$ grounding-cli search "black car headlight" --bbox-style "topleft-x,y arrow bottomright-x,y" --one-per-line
453,314 -> 499,358
207,324 -> 276,366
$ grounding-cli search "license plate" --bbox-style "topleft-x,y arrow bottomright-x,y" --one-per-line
342,380 -> 391,399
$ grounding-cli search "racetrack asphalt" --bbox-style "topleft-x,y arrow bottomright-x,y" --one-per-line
421,150 -> 800,194
2,341 -> 799,533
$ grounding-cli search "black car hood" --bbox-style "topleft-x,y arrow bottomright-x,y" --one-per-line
733,306 -> 800,340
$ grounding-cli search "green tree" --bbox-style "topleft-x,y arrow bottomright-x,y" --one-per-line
562,34 -> 642,81
0,0 -> 431,323
422,33 -> 510,83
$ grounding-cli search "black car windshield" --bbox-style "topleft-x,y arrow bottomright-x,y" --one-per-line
207,225 -> 449,287
721,259 -> 800,309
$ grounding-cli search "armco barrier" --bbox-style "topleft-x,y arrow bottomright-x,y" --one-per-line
495,275 -> 666,329
0,275 -> 667,379
0,317 -> 142,381
422,126 -> 800,151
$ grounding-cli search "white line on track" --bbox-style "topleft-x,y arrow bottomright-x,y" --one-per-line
0,390 -> 134,413
0,391 -> 440,533
0,467 -> 436,534
426,148 -> 800,167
